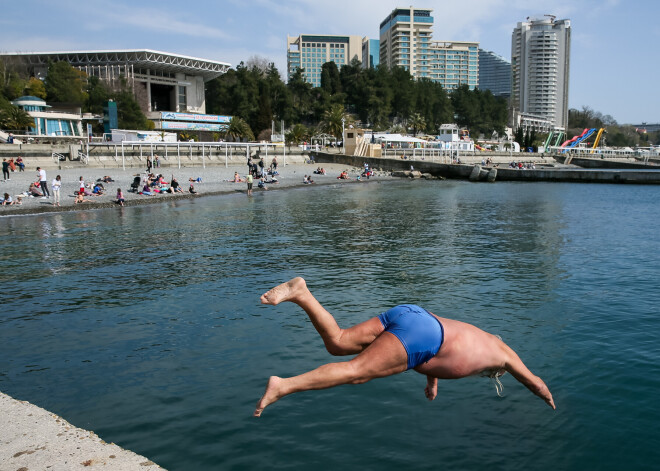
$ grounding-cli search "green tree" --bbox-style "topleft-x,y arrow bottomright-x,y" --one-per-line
408,112 -> 426,136
84,76 -> 110,115
25,77 -> 46,99
285,123 -> 309,149
0,105 -> 35,130
287,68 -> 313,124
110,79 -> 151,130
320,104 -> 349,140
44,61 -> 88,104
223,116 -> 255,142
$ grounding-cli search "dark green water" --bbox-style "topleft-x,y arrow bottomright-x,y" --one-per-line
1,180 -> 659,470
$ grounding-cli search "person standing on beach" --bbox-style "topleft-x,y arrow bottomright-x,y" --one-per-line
147,156 -> 153,173
37,167 -> 50,199
246,173 -> 253,196
78,176 -> 85,196
52,175 -> 62,207
272,156 -> 278,171
2,159 -> 9,181
254,277 -> 555,417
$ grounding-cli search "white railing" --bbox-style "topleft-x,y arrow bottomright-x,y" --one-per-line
52,152 -> 66,164
78,151 -> 89,164
91,141 -> 284,171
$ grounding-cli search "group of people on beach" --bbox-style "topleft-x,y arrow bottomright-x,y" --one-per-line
138,172 -> 197,196
247,156 -> 279,179
2,157 -> 25,181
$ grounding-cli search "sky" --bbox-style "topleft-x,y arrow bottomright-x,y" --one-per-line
0,0 -> 657,124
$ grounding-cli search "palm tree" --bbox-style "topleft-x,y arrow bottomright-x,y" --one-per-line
223,116 -> 255,142
408,113 -> 426,136
320,104 -> 350,140
0,105 -> 35,131
285,123 -> 308,150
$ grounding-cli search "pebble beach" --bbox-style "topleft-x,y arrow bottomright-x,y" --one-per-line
0,163 -> 387,216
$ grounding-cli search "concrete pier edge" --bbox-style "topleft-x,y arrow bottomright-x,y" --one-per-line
0,391 -> 166,470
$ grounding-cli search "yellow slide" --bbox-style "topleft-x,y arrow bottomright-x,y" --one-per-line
591,128 -> 605,153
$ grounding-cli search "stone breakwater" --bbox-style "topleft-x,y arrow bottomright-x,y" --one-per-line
0,391 -> 166,470
310,152 -> 660,185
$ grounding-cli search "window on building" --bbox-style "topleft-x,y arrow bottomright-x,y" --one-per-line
178,85 -> 187,110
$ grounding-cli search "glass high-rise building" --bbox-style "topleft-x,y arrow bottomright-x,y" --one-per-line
287,35 -> 363,87
511,15 -> 571,130
362,39 -> 380,69
478,49 -> 511,98
379,6 -> 478,90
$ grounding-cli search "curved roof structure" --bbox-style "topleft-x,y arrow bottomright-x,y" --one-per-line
0,49 -> 231,81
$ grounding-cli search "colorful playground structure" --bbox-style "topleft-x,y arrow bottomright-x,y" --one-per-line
557,128 -> 606,153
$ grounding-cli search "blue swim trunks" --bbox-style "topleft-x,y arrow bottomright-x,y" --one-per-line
378,304 -> 444,370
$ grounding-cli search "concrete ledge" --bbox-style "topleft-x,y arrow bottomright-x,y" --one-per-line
0,392 -> 165,470
311,152 -> 660,184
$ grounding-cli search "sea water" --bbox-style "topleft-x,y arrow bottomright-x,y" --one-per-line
1,180 -> 659,470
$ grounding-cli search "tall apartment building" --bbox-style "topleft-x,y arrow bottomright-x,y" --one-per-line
287,35 -> 363,87
379,7 -> 434,77
478,49 -> 511,98
362,38 -> 380,69
511,16 -> 571,131
429,41 -> 479,90
379,7 -> 478,90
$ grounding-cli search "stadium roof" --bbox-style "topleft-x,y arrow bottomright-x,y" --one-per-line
0,49 -> 231,81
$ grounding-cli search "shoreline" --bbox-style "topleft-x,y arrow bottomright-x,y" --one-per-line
1,163 -> 389,217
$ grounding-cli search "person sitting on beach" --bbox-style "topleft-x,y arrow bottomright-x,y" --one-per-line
337,170 -> 350,180
258,177 -> 268,190
116,188 -> 125,206
28,182 -> 43,197
92,183 -> 104,195
74,192 -> 91,204
303,175 -> 314,184
99,176 -> 114,183
171,178 -> 183,193
190,177 -> 202,183
266,175 -> 279,184
1,193 -> 14,205
232,172 -> 244,183
313,167 -> 322,175
141,184 -> 155,196
189,183 -> 198,195
253,277 -> 556,417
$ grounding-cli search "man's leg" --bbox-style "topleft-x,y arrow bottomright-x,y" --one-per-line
261,277 -> 384,355
254,330 -> 407,416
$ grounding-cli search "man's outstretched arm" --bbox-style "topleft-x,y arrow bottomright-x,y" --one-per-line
503,346 -> 556,409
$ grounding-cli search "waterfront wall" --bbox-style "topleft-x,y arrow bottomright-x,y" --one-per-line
311,151 -> 660,184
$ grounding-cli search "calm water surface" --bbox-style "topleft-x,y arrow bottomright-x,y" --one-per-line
1,180 -> 659,470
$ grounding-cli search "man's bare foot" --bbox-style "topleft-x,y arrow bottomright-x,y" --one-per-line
254,376 -> 284,417
260,277 -> 308,305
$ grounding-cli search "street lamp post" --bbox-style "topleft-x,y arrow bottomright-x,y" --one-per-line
341,117 -> 345,155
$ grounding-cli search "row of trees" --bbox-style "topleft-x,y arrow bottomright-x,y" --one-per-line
206,58 -> 509,142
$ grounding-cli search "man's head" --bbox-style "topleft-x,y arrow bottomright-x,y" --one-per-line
36,167 -> 40,171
